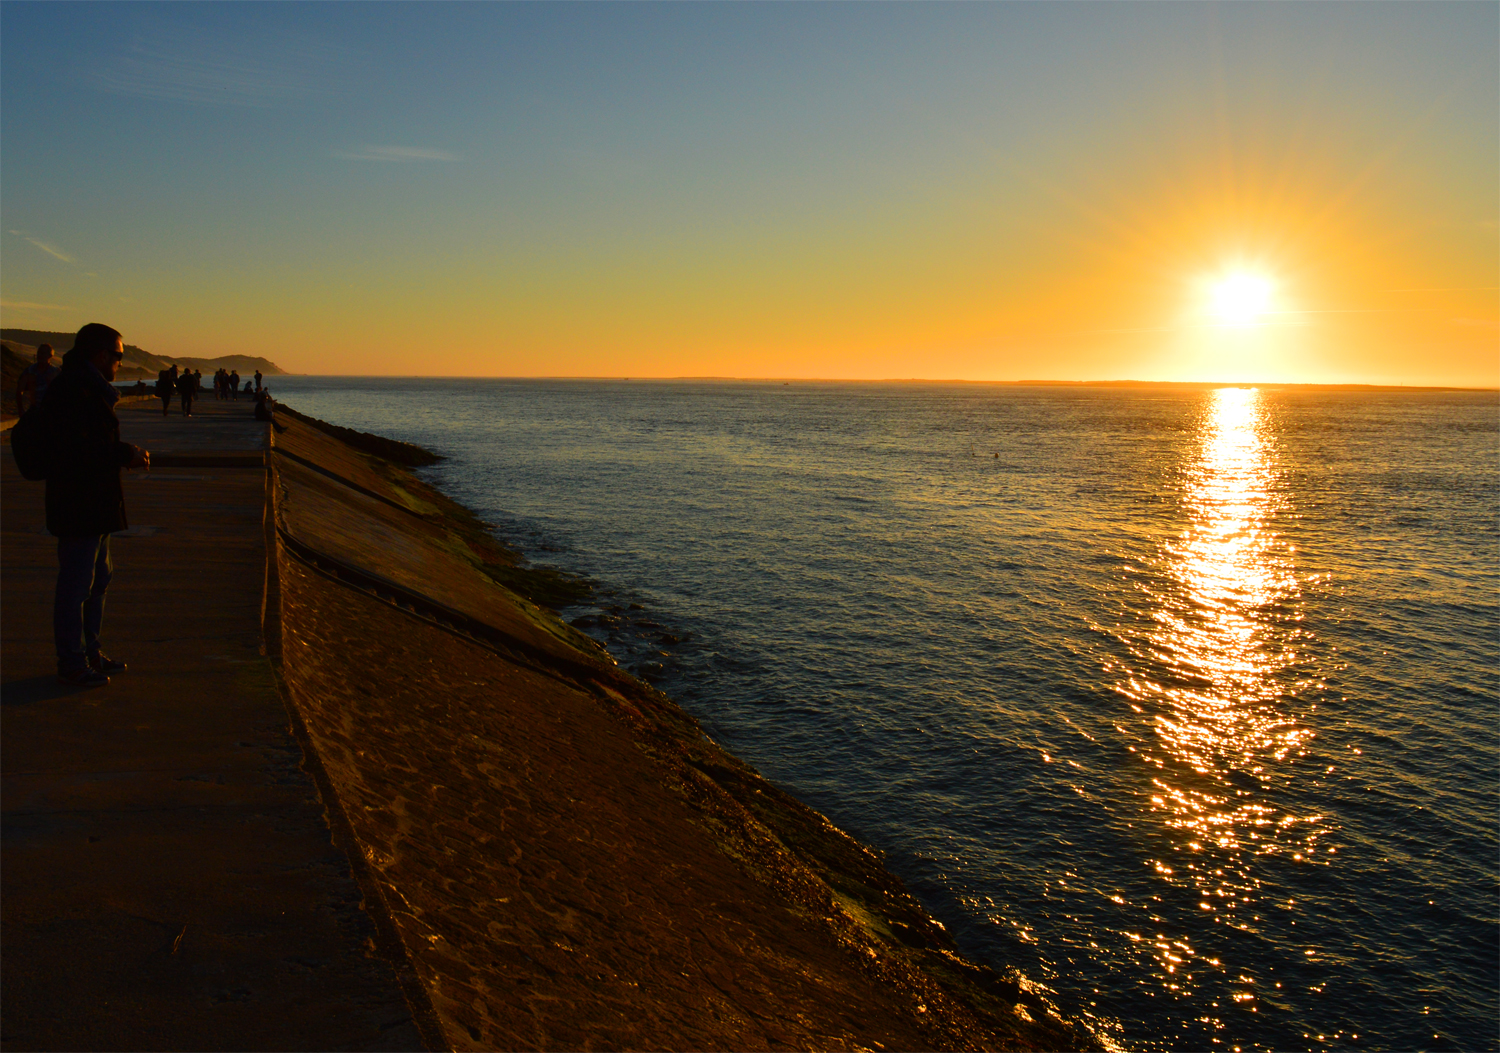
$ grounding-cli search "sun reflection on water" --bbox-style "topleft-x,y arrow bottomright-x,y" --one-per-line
1146,388 -> 1307,801
1112,387 -> 1323,1011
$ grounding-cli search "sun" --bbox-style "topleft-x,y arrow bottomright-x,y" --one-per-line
1206,271 -> 1275,327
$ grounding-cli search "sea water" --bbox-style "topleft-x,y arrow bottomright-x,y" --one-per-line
270,377 -> 1498,1052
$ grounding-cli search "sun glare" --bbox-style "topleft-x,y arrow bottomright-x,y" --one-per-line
1206,272 -> 1275,328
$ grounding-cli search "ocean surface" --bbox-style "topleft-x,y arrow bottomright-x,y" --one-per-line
271,377 -> 1498,1052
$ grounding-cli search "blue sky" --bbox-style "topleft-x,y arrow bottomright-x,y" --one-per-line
2,2 -> 1495,382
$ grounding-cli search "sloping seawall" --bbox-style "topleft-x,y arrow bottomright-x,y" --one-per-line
264,408 -> 1094,1051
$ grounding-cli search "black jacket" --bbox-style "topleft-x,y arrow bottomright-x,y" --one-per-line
43,363 -> 135,537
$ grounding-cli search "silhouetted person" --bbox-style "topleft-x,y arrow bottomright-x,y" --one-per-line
226,370 -> 239,400
155,367 -> 174,416
176,367 -> 196,417
254,387 -> 274,421
45,323 -> 149,687
16,343 -> 60,416
253,369 -> 263,393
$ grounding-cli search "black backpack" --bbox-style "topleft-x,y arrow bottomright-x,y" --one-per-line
9,401 -> 50,480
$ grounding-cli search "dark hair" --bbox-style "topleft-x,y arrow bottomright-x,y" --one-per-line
64,323 -> 123,364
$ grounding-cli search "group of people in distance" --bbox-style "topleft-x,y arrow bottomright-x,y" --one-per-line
19,345 -> 276,425
153,363 -> 274,420
210,365 -> 262,401
154,364 -> 202,417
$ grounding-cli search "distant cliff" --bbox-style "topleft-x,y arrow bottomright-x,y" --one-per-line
0,330 -> 285,381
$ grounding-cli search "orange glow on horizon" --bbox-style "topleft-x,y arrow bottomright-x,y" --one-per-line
3,69 -> 1494,387
1,4 -> 1494,387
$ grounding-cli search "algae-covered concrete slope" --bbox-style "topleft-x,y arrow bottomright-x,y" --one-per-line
267,409 -> 1097,1052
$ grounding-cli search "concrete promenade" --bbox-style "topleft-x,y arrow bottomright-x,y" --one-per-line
1,398 -> 420,1051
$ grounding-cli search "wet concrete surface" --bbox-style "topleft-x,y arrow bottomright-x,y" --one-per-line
1,399 -> 421,1051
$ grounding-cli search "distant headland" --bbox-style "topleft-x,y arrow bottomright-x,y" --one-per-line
0,329 -> 285,385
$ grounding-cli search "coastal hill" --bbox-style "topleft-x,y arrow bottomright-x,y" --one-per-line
0,329 -> 283,385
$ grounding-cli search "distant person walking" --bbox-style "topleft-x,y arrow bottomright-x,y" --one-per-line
155,367 -> 174,416
175,367 -> 196,417
44,323 -> 149,687
227,370 -> 241,400
253,369 -> 263,393
16,343 -> 60,416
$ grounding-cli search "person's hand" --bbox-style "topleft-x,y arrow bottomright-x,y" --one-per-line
128,446 -> 150,470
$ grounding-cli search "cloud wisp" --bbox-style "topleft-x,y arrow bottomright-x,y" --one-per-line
0,299 -> 71,311
8,230 -> 76,264
330,145 -> 462,163
97,22 -> 348,107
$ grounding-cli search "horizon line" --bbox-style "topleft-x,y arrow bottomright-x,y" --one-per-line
263,374 -> 1499,392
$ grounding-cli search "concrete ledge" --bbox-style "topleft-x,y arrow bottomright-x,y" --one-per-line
152,452 -> 266,468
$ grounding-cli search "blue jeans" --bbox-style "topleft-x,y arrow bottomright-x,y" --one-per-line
54,535 -> 112,672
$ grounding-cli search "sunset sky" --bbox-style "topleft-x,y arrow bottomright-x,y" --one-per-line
2,3 -> 1495,385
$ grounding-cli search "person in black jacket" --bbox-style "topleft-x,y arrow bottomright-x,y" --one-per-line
155,367 -> 174,416
45,323 -> 150,687
16,343 -> 60,415
175,366 -> 196,417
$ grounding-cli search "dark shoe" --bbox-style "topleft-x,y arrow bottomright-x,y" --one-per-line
90,653 -> 127,674
59,667 -> 109,688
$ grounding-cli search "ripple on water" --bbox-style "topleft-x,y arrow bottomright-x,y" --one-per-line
271,378 -> 1500,1053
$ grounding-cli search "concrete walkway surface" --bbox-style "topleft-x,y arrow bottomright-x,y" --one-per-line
1,398 -> 422,1051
